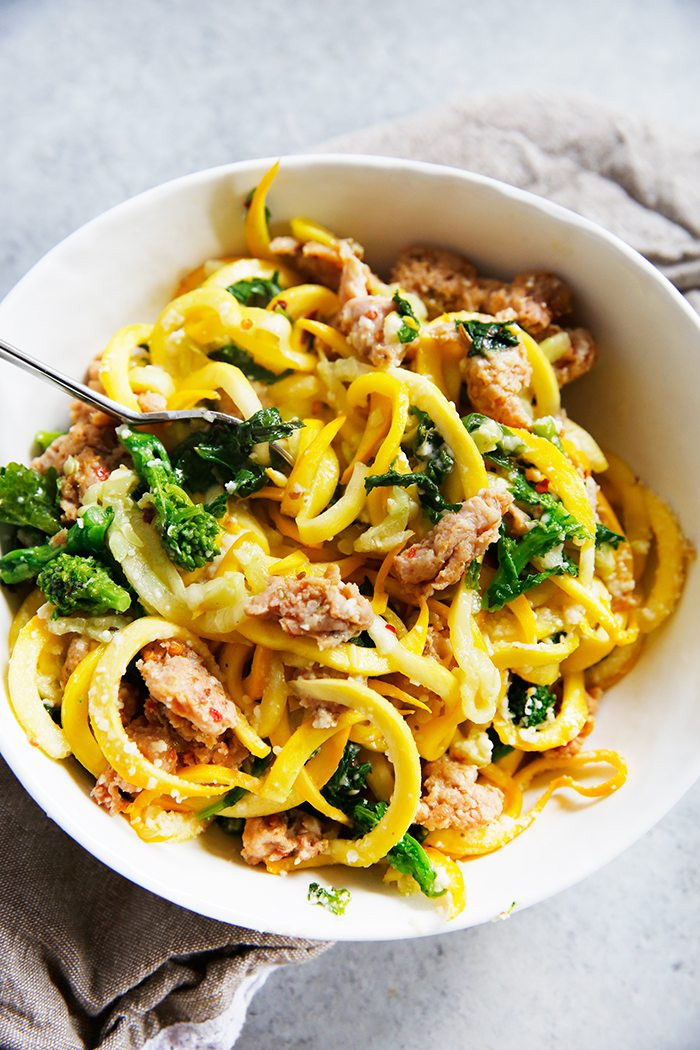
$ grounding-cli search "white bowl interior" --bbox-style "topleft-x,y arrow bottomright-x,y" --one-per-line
1,156 -> 698,940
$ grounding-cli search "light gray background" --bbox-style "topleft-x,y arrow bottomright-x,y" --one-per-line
1,1 -> 698,1048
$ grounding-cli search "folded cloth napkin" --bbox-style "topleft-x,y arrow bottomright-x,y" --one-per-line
1,91 -> 699,1050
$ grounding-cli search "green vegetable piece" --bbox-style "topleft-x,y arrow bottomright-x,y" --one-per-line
210,343 -> 290,384
508,470 -> 589,541
531,416 -> 563,449
322,742 -> 372,811
352,801 -> 445,899
34,430 -> 65,453
37,553 -> 131,616
463,559 -> 482,590
197,753 -> 272,820
486,726 -> 514,762
364,470 -> 460,524
171,409 -> 303,495
392,291 -> 420,344
462,412 -> 525,463
595,523 -> 625,549
507,675 -> 557,728
0,463 -> 61,535
118,427 -> 221,571
484,520 -> 577,611
456,319 -> 519,357
0,506 -> 115,586
226,272 -> 282,309
307,882 -> 351,916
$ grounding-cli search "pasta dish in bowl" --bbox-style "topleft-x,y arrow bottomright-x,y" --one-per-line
0,157 -> 696,938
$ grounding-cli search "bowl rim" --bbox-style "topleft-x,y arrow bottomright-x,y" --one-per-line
2,152 -> 699,941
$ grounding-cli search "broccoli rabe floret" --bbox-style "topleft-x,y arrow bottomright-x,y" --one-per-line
307,882 -> 351,916
118,427 -> 221,572
0,506 -> 115,585
36,553 -> 131,616
0,463 -> 61,535
507,675 -> 558,728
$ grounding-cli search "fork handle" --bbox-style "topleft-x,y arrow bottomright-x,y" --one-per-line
0,336 -> 142,424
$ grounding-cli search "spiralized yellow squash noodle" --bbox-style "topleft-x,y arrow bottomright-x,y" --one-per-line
4,163 -> 693,921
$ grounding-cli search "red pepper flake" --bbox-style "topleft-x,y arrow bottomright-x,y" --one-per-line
94,464 -> 110,481
209,707 -> 223,723
385,624 -> 397,634
296,571 -> 307,580
536,479 -> 550,493
276,300 -> 287,311
366,309 -> 378,320
405,546 -> 418,559
241,317 -> 253,330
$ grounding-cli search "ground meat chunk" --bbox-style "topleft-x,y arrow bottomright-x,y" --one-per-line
485,271 -> 572,337
391,245 -> 483,318
90,717 -> 179,815
246,565 -> 374,649
391,246 -> 574,338
31,404 -> 127,522
137,639 -> 241,746
334,243 -> 405,368
60,633 -> 96,688
462,336 -> 534,428
550,326 -> 598,387
241,811 -> 328,868
392,488 -> 511,598
296,692 -> 343,729
269,235 -> 364,290
416,755 -> 504,832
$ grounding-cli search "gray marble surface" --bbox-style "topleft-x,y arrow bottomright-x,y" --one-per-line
1,1 -> 698,1048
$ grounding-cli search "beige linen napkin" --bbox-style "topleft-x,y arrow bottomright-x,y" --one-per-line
1,91 -> 699,1050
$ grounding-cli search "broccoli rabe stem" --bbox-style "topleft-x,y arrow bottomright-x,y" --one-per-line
117,427 -> 221,572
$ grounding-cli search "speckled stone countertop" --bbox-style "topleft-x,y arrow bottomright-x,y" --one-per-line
1,2 -> 698,1047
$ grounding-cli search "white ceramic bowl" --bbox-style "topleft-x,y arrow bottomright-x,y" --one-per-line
1,156 -> 699,941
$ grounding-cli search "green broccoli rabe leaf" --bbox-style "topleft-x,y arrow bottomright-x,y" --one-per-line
210,342 -> 291,384
364,470 -> 460,524
507,675 -> 558,728
464,559 -> 482,591
118,428 -> 221,571
0,463 -> 61,536
202,492 -> 229,519
0,506 -> 115,586
226,272 -> 283,309
307,882 -> 351,916
456,319 -> 519,357
322,743 -> 372,812
171,409 -> 303,495
595,523 -> 625,549
508,470 -> 589,542
406,405 -> 454,486
392,291 -> 420,344
462,412 -> 526,464
484,520 -> 577,611
37,553 -> 131,616
197,753 -> 272,821
486,726 -> 514,762
352,801 -> 445,899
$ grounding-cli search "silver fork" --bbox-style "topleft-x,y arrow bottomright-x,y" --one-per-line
0,336 -> 294,466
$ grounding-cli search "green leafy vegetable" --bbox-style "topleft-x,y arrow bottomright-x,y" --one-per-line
36,553 -> 131,616
486,726 -> 514,762
507,675 -> 558,728
352,801 -> 445,899
364,470 -> 460,524
462,412 -> 525,464
118,428 -> 221,572
322,742 -> 372,811
210,343 -> 290,384
171,409 -> 303,496
508,470 -> 589,541
226,272 -> 282,309
464,559 -> 482,590
484,520 -> 577,611
307,882 -> 351,916
0,463 -> 61,535
0,506 -> 115,585
595,523 -> 625,549
456,319 -> 519,357
531,416 -> 563,449
392,291 -> 420,344
197,754 -> 272,820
